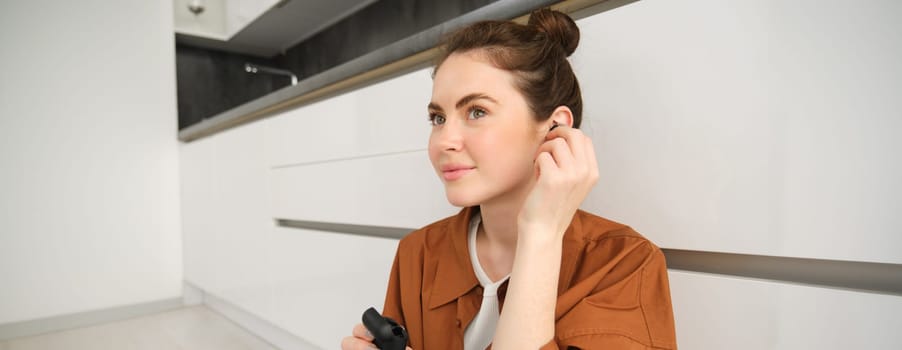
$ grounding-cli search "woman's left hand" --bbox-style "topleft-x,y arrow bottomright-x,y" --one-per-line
518,126 -> 599,243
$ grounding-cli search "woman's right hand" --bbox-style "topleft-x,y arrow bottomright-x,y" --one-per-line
340,323 -> 413,350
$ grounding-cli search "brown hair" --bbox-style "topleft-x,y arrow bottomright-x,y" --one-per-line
434,8 -> 583,128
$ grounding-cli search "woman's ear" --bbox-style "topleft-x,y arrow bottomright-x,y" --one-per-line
547,106 -> 574,130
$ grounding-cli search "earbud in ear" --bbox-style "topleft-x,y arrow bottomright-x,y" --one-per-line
549,121 -> 560,132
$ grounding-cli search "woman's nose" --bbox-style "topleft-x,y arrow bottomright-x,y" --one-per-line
433,120 -> 463,152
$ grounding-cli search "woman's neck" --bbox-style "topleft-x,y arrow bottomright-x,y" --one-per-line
479,203 -> 520,251
478,179 -> 534,254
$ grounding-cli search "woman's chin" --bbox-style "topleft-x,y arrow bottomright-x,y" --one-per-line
444,190 -> 481,208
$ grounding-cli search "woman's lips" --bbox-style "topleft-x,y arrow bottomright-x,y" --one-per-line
442,167 -> 474,181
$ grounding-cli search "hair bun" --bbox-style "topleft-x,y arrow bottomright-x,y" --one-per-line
528,8 -> 580,57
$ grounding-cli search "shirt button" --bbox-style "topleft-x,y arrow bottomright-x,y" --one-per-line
456,319 -> 461,327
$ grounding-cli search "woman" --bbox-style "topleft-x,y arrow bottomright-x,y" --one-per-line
343,8 -> 676,350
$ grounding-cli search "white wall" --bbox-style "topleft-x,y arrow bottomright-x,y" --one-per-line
180,0 -> 902,348
180,70 -> 442,349
0,0 -> 182,324
574,0 -> 902,265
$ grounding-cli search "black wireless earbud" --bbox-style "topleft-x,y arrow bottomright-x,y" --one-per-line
549,121 -> 561,132
362,307 -> 409,350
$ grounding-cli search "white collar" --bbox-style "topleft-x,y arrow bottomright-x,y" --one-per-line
467,211 -> 510,295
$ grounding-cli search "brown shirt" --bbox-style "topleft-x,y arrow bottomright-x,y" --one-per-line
383,207 -> 677,350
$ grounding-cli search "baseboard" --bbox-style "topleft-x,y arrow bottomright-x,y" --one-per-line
188,281 -> 321,349
0,281 -> 321,348
0,297 -> 183,341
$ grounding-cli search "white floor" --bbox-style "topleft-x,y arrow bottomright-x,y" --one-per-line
0,306 -> 278,350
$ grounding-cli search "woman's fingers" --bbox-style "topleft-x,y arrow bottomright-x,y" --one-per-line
535,137 -> 574,171
584,136 -> 599,184
538,127 -> 597,184
535,151 -> 556,179
340,323 -> 377,350
340,336 -> 376,350
352,323 -> 373,341
520,124 -> 601,239
545,126 -> 587,160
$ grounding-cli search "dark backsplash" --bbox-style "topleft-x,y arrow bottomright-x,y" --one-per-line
278,0 -> 498,82
176,0 -> 498,131
175,44 -> 291,130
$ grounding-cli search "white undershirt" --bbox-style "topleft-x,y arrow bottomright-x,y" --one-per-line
463,212 -> 510,350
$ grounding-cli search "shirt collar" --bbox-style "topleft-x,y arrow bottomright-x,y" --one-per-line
428,206 -> 480,309
427,206 -> 589,309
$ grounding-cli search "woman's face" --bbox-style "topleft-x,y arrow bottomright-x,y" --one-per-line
428,51 -> 547,207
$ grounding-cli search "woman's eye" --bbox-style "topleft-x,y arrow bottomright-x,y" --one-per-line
429,114 -> 446,126
468,107 -> 487,120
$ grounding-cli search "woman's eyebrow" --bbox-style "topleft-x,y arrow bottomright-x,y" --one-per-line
427,93 -> 498,112
456,93 -> 498,109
